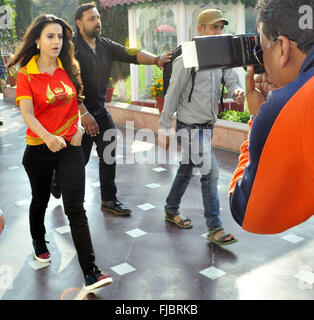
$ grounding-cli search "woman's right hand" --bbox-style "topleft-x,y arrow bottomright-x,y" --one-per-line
43,133 -> 67,152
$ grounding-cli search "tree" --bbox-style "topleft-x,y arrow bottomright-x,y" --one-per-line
0,0 -> 16,52
15,0 -> 32,40
97,1 -> 130,82
32,0 -> 78,30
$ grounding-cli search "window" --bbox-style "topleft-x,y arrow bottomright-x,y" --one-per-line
136,5 -> 177,100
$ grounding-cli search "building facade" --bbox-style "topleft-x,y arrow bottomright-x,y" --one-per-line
100,0 -> 256,102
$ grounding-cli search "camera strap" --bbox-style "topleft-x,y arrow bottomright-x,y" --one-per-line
188,68 -> 226,112
188,67 -> 196,103
220,71 -> 225,112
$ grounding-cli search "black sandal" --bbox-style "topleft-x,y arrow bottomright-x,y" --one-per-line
165,211 -> 193,229
207,227 -> 238,246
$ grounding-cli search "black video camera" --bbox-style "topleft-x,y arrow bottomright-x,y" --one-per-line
182,34 -> 265,74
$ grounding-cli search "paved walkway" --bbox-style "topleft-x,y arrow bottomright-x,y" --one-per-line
1,97 -> 314,300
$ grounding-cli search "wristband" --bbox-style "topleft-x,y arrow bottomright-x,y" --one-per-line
81,111 -> 90,118
78,123 -> 85,134
154,56 -> 160,65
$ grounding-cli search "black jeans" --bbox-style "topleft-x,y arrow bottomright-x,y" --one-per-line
82,114 -> 117,202
22,142 -> 96,276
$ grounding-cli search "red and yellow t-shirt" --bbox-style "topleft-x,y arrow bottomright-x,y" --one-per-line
16,54 -> 79,145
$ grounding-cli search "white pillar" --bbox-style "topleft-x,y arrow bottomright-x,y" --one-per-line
174,1 -> 189,45
235,4 -> 246,35
234,4 -> 246,94
128,7 -> 139,101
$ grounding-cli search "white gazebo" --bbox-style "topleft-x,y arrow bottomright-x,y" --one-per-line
100,0 -> 256,103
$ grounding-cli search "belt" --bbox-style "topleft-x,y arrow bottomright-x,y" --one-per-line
177,120 -> 214,129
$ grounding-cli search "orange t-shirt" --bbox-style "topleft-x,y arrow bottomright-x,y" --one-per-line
16,54 -> 79,145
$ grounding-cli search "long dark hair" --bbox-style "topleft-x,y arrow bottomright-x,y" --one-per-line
7,14 -> 84,102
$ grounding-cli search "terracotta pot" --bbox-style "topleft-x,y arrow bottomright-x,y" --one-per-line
105,87 -> 114,103
8,76 -> 16,87
155,96 -> 164,113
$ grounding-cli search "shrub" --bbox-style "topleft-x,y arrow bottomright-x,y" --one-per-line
218,110 -> 250,124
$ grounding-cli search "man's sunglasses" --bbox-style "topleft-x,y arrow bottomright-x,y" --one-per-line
253,36 -> 278,65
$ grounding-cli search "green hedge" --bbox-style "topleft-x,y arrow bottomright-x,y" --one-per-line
218,110 -> 250,123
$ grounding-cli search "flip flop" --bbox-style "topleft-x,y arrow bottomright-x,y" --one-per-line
207,227 -> 238,246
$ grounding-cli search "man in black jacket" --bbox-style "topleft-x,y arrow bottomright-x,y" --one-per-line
52,2 -> 171,215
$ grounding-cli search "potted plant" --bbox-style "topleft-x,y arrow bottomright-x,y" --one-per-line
7,75 -> 16,87
150,77 -> 164,113
6,66 -> 17,87
105,77 -> 114,102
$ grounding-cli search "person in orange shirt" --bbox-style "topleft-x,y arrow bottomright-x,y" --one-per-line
7,14 -> 112,291
229,0 -> 314,234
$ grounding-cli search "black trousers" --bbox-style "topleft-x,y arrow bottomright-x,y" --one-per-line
22,142 -> 96,275
81,114 -> 118,202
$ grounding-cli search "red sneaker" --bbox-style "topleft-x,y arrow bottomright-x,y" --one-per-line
32,240 -> 51,263
84,267 -> 112,291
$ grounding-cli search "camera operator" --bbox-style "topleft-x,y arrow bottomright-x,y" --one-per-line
229,0 -> 314,234
158,9 -> 244,245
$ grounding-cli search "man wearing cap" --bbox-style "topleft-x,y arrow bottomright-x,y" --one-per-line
158,9 -> 244,245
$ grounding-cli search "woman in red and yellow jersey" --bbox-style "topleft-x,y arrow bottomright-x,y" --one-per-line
7,15 -> 112,291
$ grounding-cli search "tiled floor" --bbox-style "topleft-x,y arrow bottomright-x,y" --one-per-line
1,96 -> 314,300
